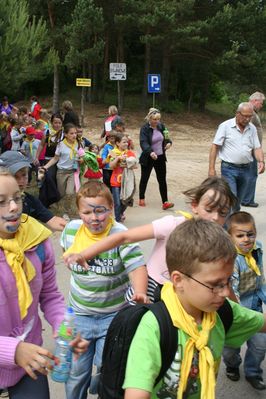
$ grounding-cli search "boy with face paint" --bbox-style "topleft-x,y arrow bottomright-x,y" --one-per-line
61,180 -> 148,399
223,211 -> 266,390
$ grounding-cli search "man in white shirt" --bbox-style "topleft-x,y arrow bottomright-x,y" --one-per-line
208,102 -> 265,211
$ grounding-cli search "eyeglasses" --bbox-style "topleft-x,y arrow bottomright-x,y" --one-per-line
181,272 -> 232,294
238,111 -> 253,119
86,203 -> 111,217
0,193 -> 24,208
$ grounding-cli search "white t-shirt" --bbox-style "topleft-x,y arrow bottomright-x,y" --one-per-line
55,141 -> 78,170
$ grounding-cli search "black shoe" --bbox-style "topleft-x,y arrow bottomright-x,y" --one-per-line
226,367 -> 240,381
241,202 -> 259,208
245,376 -> 266,390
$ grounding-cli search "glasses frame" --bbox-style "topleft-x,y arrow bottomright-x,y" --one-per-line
0,193 -> 24,208
181,271 -> 232,294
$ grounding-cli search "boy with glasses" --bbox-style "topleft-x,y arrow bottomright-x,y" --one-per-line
123,219 -> 266,399
223,211 -> 266,390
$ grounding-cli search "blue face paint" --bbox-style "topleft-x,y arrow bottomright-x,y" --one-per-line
6,225 -> 19,233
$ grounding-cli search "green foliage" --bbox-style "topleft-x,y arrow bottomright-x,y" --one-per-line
64,0 -> 105,71
0,0 -> 57,96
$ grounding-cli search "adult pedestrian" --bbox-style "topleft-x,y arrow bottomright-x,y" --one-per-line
0,96 -> 17,116
209,102 -> 265,211
62,100 -> 80,127
139,108 -> 174,210
241,91 -> 265,207
101,105 -> 122,139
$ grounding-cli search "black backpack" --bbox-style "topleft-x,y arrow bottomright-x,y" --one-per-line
98,299 -> 233,399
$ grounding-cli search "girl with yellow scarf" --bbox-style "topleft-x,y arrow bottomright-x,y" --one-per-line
43,123 -> 80,198
0,171 -> 87,398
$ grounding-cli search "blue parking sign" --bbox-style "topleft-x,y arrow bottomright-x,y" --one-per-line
148,74 -> 161,93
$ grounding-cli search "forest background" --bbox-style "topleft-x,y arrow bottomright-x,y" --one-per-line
1,0 -> 266,115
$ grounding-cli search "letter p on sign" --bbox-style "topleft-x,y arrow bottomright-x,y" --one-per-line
148,74 -> 161,93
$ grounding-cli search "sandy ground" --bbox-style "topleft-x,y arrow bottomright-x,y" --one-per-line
40,108 -> 266,398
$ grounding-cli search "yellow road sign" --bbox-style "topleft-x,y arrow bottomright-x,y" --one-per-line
76,78 -> 91,87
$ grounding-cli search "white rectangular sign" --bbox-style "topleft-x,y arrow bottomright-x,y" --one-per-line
110,63 -> 127,80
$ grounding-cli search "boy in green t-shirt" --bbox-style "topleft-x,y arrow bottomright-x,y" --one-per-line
123,219 -> 266,399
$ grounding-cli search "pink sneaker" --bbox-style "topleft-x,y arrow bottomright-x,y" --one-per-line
162,202 -> 174,210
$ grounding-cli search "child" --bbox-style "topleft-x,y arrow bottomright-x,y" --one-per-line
109,133 -> 137,222
43,123 -> 80,198
223,211 -> 266,390
64,177 -> 237,301
101,131 -> 116,190
60,180 -> 148,399
34,120 -> 47,165
76,125 -> 91,149
20,126 -> 41,183
29,96 -> 42,121
10,118 -> 24,151
83,144 -> 103,180
0,170 -> 87,399
114,121 -> 134,150
123,218 -> 266,399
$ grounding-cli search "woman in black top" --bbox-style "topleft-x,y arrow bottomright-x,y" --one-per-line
139,108 -> 174,210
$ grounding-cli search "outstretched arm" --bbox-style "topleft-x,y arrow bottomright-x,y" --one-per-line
63,223 -> 155,269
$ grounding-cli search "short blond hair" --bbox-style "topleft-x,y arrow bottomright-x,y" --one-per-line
145,107 -> 161,122
166,219 -> 236,275
76,181 -> 113,209
108,105 -> 118,116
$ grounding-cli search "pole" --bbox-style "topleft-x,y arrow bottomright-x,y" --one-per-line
81,86 -> 85,127
153,93 -> 155,108
117,80 -> 121,111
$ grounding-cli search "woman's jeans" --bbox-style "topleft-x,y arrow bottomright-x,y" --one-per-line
139,154 -> 168,203
223,332 -> 266,378
65,312 -> 116,399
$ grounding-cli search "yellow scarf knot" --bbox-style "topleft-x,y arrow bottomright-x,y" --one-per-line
63,138 -> 78,159
236,245 -> 261,276
0,215 -> 51,319
161,282 -> 216,399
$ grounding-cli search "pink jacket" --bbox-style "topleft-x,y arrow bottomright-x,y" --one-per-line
0,238 -> 65,388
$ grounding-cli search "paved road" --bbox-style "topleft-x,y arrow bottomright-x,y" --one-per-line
42,175 -> 266,398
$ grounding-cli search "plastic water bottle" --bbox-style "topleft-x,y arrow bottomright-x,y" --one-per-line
51,307 -> 76,383
163,128 -> 169,139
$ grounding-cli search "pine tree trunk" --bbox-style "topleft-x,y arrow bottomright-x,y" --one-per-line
52,64 -> 59,113
142,31 -> 151,109
161,46 -> 170,104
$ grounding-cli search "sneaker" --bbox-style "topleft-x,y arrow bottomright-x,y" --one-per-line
0,390 -> 9,398
245,376 -> 266,390
226,367 -> 240,381
139,199 -> 146,207
162,202 -> 174,210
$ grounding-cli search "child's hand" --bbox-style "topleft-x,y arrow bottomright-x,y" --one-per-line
69,333 -> 89,360
63,253 -> 89,270
131,292 -> 150,304
15,341 -> 54,380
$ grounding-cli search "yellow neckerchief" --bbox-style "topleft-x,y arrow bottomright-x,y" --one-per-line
48,127 -> 61,147
161,282 -> 216,399
64,217 -> 114,255
0,215 -> 51,319
62,138 -> 78,159
236,244 -> 261,276
110,146 -> 127,161
24,137 -> 35,155
175,210 -> 193,219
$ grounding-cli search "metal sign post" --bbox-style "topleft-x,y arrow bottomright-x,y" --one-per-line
148,74 -> 161,107
109,63 -> 127,110
76,78 -> 91,127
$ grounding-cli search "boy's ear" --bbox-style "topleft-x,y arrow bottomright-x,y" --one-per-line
190,199 -> 198,215
171,270 -> 185,291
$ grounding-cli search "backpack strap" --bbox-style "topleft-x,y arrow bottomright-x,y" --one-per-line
217,298 -> 233,334
147,302 -> 178,386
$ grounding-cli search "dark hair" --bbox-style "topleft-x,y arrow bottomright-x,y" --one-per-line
64,123 -> 76,134
166,219 -> 236,275
51,112 -> 63,123
183,177 -> 237,211
30,96 -> 38,102
227,211 -> 256,234
88,143 -> 100,152
114,132 -> 125,144
2,96 -> 8,102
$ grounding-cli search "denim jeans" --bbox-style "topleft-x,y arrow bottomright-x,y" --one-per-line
112,186 -> 126,222
65,312 -> 116,399
221,161 -> 251,211
241,157 -> 258,205
223,332 -> 266,378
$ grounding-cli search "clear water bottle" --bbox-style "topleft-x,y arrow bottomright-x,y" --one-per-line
51,306 -> 76,383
